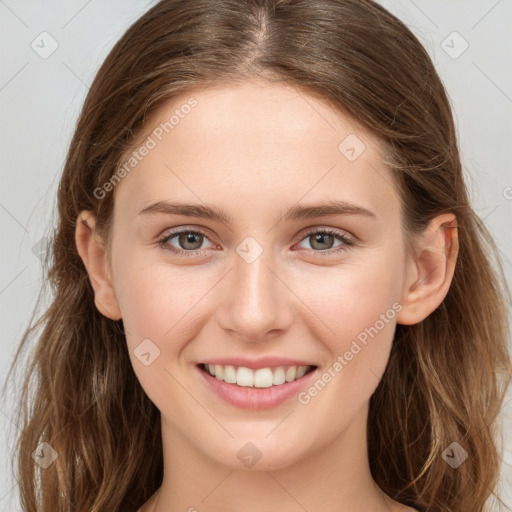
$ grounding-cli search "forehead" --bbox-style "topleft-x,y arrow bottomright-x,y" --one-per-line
112,81 -> 398,221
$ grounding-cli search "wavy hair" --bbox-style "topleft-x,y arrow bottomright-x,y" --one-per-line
3,0 -> 511,511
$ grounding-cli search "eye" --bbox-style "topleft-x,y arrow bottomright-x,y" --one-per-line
157,228 -> 215,257
295,228 -> 354,255
157,227 -> 354,258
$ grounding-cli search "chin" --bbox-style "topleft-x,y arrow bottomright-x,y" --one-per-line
201,434 -> 313,472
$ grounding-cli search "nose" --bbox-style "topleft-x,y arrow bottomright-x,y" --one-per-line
216,243 -> 294,343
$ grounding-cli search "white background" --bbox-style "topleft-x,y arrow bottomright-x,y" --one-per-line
1,1 -> 511,510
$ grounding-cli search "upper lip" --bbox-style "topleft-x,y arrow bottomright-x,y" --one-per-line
198,357 -> 317,370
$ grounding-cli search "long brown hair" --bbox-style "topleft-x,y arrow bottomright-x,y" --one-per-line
3,1 -> 511,511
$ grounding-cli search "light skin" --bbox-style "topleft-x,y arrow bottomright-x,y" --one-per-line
75,81 -> 458,512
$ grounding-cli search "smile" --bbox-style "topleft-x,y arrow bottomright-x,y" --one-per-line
196,362 -> 319,410
199,363 -> 316,388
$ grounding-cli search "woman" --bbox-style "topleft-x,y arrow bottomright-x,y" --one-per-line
6,0 -> 511,511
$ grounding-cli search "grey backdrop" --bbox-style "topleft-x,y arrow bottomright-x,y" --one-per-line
1,1 -> 511,510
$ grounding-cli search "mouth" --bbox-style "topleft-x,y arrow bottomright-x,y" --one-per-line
196,362 -> 319,410
198,363 -> 317,388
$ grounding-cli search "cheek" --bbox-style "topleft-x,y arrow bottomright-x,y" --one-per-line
112,254 -> 217,369
300,250 -> 403,396
305,250 -> 403,339
112,258 -> 209,406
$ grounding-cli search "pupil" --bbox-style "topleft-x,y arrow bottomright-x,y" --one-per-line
181,232 -> 202,250
312,233 -> 333,250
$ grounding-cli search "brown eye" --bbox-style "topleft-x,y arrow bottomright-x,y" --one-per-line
309,232 -> 336,250
177,232 -> 204,251
158,229 -> 215,256
296,228 -> 354,254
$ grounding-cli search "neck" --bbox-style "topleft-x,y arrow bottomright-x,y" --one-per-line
152,402 -> 391,512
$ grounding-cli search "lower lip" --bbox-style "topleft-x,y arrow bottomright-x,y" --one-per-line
196,365 -> 318,410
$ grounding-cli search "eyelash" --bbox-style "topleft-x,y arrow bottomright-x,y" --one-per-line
157,227 -> 355,257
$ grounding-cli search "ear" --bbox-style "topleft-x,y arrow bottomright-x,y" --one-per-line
396,213 -> 458,325
75,210 -> 122,320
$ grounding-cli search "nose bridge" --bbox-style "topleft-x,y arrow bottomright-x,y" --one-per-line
219,236 -> 290,341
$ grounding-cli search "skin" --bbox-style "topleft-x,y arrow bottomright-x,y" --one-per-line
76,81 -> 458,512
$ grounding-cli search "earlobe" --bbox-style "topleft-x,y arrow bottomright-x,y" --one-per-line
396,213 -> 459,325
75,210 -> 122,320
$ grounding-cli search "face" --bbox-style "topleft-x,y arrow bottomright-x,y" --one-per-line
106,81 -> 410,470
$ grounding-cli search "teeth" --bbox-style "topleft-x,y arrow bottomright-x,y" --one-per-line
236,367 -> 254,387
223,365 -> 237,384
203,364 -> 313,387
285,366 -> 296,382
254,368 -> 273,388
296,366 -> 308,379
272,367 -> 286,385
214,365 -> 224,380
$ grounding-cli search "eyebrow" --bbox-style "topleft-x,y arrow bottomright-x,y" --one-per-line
138,199 -> 376,224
